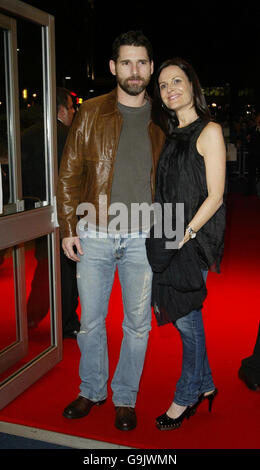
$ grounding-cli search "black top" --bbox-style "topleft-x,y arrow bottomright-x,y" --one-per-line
146,118 -> 226,325
21,120 -> 69,203
169,118 -> 226,272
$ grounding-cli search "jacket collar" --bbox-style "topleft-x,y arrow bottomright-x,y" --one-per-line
100,88 -> 151,116
99,88 -> 118,116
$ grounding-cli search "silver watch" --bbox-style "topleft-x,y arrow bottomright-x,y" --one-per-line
187,225 -> 196,239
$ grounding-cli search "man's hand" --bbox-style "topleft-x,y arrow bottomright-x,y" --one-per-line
62,236 -> 83,262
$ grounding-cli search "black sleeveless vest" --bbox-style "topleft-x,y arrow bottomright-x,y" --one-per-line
146,118 -> 226,324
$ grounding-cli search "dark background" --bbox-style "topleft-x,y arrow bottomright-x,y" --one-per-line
4,0 -> 260,115
23,1 -> 260,84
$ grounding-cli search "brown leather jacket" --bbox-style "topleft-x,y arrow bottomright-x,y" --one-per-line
57,89 -> 165,238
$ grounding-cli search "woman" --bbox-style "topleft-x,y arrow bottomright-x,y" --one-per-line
146,58 -> 226,430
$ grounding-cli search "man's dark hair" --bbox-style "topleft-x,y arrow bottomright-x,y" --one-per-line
111,30 -> 153,62
56,87 -> 72,111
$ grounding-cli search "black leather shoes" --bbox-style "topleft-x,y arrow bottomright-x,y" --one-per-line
115,406 -> 137,431
239,367 -> 260,391
155,400 -> 200,431
63,396 -> 106,419
198,389 -> 218,412
156,408 -> 190,430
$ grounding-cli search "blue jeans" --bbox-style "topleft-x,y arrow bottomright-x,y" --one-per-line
76,233 -> 152,407
173,270 -> 215,406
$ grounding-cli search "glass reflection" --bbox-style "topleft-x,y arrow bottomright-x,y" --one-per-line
0,29 -> 11,216
0,248 -> 16,351
26,236 -> 50,331
0,236 -> 52,384
26,236 -> 52,355
18,19 -> 47,210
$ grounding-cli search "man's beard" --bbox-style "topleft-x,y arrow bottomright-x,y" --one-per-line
117,75 -> 150,96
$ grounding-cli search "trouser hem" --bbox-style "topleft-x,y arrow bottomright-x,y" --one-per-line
113,403 -> 135,408
79,393 -> 107,402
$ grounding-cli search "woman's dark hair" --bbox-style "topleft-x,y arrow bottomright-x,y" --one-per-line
151,57 -> 211,135
111,30 -> 153,62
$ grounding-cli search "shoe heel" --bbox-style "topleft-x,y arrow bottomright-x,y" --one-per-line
206,389 -> 218,412
208,396 -> 214,412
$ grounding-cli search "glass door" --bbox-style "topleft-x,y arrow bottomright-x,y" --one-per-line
0,0 -> 62,409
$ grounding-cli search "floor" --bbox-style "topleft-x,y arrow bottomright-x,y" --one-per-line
0,421 -> 132,449
1,174 -> 259,451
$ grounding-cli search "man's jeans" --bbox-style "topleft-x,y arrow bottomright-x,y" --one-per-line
76,233 -> 152,408
173,270 -> 215,406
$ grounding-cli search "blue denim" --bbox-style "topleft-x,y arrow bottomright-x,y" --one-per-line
76,233 -> 152,407
173,270 -> 215,406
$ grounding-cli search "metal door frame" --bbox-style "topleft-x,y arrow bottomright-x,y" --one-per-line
0,12 -> 29,374
0,0 -> 62,409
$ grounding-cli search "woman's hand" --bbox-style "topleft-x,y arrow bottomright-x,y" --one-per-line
178,228 -> 192,249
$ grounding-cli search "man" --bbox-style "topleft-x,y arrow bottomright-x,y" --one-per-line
56,88 -> 80,338
56,87 -> 76,162
57,31 -> 165,430
22,88 -> 80,338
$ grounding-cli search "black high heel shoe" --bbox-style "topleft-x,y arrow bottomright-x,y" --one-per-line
155,401 -> 199,431
199,388 -> 218,412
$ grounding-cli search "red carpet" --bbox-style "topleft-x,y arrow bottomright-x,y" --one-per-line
0,194 -> 260,449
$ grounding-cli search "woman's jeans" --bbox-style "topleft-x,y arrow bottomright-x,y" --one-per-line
76,232 -> 152,408
173,270 -> 215,406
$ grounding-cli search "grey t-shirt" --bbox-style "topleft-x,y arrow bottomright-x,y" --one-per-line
109,101 -> 153,233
